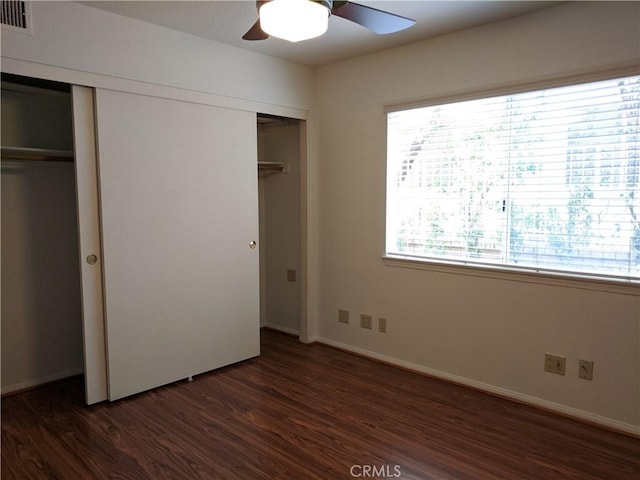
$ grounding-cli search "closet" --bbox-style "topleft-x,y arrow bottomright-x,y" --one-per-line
1,74 -> 83,394
2,73 -> 262,403
257,115 -> 302,337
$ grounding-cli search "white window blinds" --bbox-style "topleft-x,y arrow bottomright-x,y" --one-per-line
386,74 -> 640,281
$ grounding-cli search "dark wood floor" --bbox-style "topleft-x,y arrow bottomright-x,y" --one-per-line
2,329 -> 639,480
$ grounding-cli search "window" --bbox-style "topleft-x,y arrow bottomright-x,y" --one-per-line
386,74 -> 640,281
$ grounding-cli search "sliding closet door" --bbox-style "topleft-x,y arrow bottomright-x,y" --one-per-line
72,86 -> 107,405
94,89 -> 260,400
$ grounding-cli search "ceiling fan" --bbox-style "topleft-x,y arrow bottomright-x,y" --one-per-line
243,0 -> 416,43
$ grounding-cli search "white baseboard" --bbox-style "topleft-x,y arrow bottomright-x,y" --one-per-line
313,336 -> 640,437
1,367 -> 84,395
263,323 -> 300,337
302,335 -> 321,344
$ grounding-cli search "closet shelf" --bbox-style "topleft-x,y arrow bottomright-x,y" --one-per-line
1,146 -> 74,163
258,161 -> 287,178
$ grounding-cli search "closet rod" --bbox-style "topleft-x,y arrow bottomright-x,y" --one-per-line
1,147 -> 74,163
258,161 -> 287,177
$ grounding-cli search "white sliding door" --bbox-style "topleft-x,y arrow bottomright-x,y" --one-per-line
94,89 -> 260,400
72,86 -> 108,405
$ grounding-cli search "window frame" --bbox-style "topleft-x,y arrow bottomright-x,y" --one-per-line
383,66 -> 640,293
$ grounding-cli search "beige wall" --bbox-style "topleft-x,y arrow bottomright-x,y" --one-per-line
1,1 -> 313,114
258,121 -> 302,335
312,2 -> 640,432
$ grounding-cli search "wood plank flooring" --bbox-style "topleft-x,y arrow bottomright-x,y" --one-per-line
2,329 -> 639,479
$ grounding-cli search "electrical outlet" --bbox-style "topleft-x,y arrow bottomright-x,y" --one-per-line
544,353 -> 566,376
579,359 -> 594,380
360,314 -> 372,330
338,309 -> 349,324
287,269 -> 296,282
378,317 -> 387,333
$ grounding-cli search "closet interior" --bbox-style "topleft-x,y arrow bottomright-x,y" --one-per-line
1,74 -> 83,394
257,114 -> 302,337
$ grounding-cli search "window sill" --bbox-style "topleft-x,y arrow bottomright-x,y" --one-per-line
382,255 -> 640,296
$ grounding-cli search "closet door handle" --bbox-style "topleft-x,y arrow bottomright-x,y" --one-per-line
249,241 -> 257,249
86,254 -> 98,265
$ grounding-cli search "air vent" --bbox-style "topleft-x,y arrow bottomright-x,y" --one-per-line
1,1 -> 31,34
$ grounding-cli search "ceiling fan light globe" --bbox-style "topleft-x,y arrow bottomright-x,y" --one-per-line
260,0 -> 329,43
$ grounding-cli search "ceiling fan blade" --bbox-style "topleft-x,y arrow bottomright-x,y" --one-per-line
243,18 -> 269,41
331,1 -> 415,35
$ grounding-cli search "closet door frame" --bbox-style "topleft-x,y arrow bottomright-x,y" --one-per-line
72,85 -> 108,404
3,59 -> 311,401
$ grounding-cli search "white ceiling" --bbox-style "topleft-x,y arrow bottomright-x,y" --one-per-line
83,1 -> 560,67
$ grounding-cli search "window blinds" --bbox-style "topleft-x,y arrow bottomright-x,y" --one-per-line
386,74 -> 640,280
